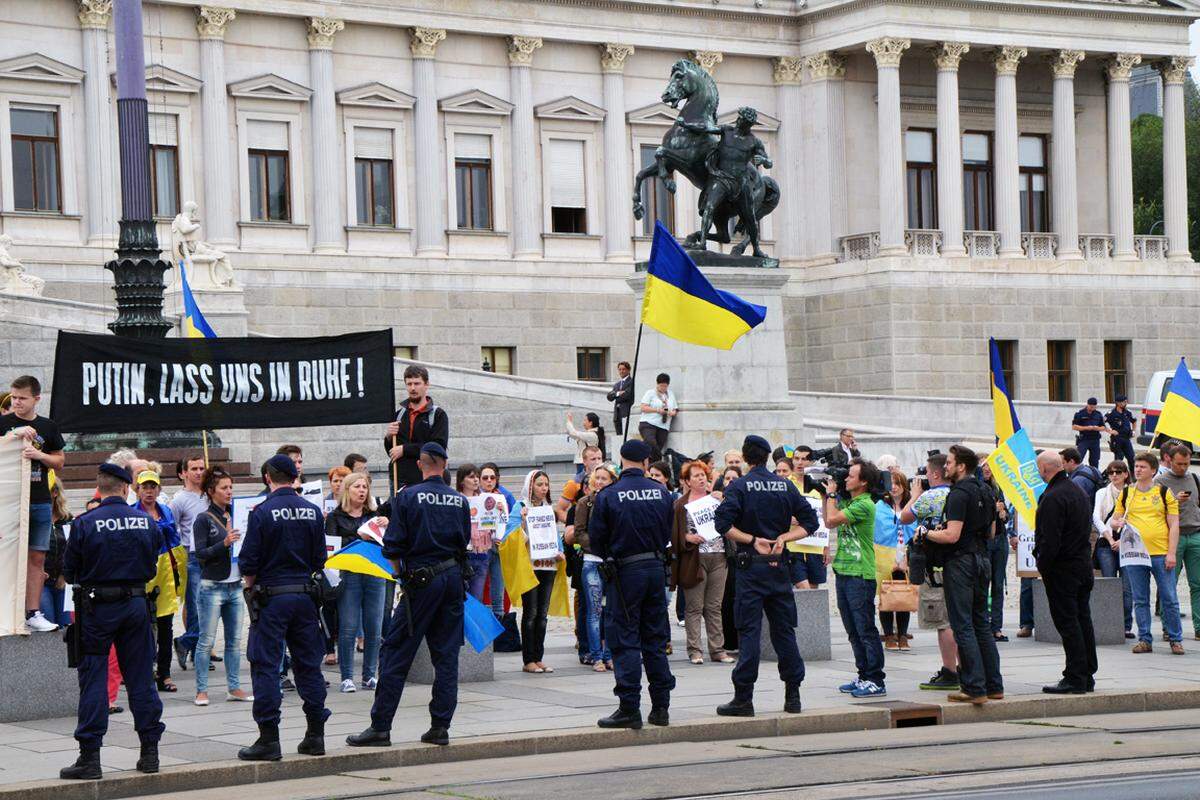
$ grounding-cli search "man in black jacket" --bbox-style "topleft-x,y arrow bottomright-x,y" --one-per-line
1034,450 -> 1098,695
607,361 -> 633,436
383,366 -> 449,492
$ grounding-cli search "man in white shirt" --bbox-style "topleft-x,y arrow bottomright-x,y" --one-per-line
637,372 -> 678,462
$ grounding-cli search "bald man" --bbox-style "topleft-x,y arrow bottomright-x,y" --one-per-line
1033,451 -> 1098,694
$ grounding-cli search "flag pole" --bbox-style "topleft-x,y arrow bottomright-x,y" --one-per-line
201,430 -> 209,469
622,322 -> 644,446
390,434 -> 399,495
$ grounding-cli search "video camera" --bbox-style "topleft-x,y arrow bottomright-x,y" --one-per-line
915,449 -> 941,491
807,448 -> 891,502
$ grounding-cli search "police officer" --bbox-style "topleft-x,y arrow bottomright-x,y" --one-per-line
588,439 -> 676,729
1071,397 -> 1106,469
60,463 -> 165,780
347,442 -> 470,748
1105,394 -> 1137,469
713,435 -> 818,717
237,454 -> 329,761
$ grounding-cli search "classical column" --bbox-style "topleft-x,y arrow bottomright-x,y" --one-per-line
934,43 -> 969,256
867,38 -> 910,256
307,17 -> 344,252
773,56 -> 804,262
508,36 -> 543,258
410,27 -> 446,255
1106,53 -> 1141,260
1049,50 -> 1085,259
805,52 -> 847,260
993,46 -> 1026,257
197,7 -> 236,246
601,43 -> 634,261
689,50 -> 723,75
1161,56 -> 1194,261
78,1 -> 116,242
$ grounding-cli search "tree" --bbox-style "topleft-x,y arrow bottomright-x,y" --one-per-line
1130,77 -> 1200,259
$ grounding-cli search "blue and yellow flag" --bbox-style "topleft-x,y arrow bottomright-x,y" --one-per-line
641,222 -> 767,350
180,263 -> 217,339
986,428 -> 1045,531
989,337 -> 1021,444
464,594 -> 505,653
1156,358 -> 1200,446
325,540 -> 395,581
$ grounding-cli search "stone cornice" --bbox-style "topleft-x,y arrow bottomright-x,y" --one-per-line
805,52 -> 846,80
932,42 -> 970,71
196,7 -> 235,40
410,27 -> 446,59
1160,54 -> 1196,84
772,56 -> 804,85
866,38 -> 910,69
689,50 -> 723,75
993,46 -> 1028,76
77,0 -> 111,30
1106,52 -> 1142,80
800,0 -> 1198,26
1049,49 -> 1086,78
306,17 -> 344,50
507,36 -> 543,66
599,43 -> 634,73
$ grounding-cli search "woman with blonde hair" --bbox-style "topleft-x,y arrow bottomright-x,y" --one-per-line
565,462 -> 618,671
874,470 -> 916,651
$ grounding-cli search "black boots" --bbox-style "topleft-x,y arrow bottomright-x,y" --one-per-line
60,748 -> 101,780
784,684 -> 803,714
238,722 -> 282,761
136,741 -> 159,773
597,706 -> 643,730
297,715 -> 326,756
716,696 -> 755,717
647,707 -> 670,727
420,726 -> 449,746
346,727 -> 392,747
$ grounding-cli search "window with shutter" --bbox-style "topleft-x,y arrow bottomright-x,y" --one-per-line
148,113 -> 180,218
454,133 -> 492,230
548,139 -> 587,234
354,127 -> 395,226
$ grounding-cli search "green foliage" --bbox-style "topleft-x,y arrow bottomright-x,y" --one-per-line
1130,93 -> 1200,259
1134,197 -> 1161,236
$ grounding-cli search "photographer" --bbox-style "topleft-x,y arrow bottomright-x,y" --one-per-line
921,445 -> 1003,704
823,459 -> 886,698
899,452 -> 959,692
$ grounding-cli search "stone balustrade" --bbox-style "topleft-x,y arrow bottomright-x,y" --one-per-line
839,232 -> 880,261
1079,234 -> 1114,260
1021,232 -> 1057,260
963,230 -> 999,258
1135,235 -> 1169,261
904,229 -> 942,257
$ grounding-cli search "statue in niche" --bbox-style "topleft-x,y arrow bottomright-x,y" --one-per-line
170,201 -> 236,289
0,235 -> 45,296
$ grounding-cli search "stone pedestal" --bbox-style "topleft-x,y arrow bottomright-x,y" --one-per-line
1032,577 -> 1125,646
625,267 -> 801,457
409,641 -> 494,684
0,633 -> 79,722
164,281 -> 248,337
760,588 -> 832,662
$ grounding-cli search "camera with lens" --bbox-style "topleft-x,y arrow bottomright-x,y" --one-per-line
809,449 -> 891,502
915,448 -> 942,491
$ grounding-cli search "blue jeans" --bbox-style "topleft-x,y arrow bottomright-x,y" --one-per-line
466,553 -> 491,605
943,552 -> 1004,697
1019,577 -> 1034,629
985,536 -> 1007,634
835,573 -> 884,686
176,553 -> 201,656
1127,555 -> 1183,644
195,580 -> 244,694
581,561 -> 611,662
337,572 -> 386,682
39,585 -> 67,625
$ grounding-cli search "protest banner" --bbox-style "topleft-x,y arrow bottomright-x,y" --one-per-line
0,435 -> 30,636
50,330 -> 395,433
1119,523 -> 1152,569
1015,516 -> 1039,578
684,495 -> 721,542
525,505 -> 560,561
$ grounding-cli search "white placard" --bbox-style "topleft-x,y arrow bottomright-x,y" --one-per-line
62,523 -> 74,614
299,480 -> 323,502
230,495 -> 266,557
1016,516 -> 1038,577
790,496 -> 830,555
323,535 -> 343,587
356,517 -> 387,545
685,495 -> 722,542
1119,522 -> 1152,568
525,504 -> 560,561
470,493 -> 508,541
323,497 -> 338,516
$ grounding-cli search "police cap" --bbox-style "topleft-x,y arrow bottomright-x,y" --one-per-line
1115,394 -> 1128,403
1086,397 -> 1098,406
98,463 -> 133,484
265,453 -> 299,479
421,442 -> 448,461
620,439 -> 651,462
743,434 -> 771,454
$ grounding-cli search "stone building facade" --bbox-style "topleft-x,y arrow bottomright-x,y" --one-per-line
1,0 -> 1198,406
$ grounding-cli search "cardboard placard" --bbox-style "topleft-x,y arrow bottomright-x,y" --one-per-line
685,495 -> 722,542
525,504 -> 560,561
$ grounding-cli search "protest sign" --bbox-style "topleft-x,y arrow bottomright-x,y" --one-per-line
0,435 -> 30,636
470,493 -> 508,542
50,329 -> 395,433
525,505 -> 560,561
356,517 -> 387,545
1119,523 -> 1152,568
299,480 -> 323,504
230,495 -> 266,558
1015,516 -> 1039,578
790,496 -> 830,555
685,495 -> 722,542
324,535 -> 343,587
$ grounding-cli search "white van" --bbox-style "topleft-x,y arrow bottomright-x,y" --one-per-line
1138,368 -> 1200,446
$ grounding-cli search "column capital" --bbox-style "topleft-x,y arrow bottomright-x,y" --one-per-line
805,52 -> 846,80
77,0 -> 112,30
600,43 -> 635,73
306,17 -> 344,50
932,42 -> 970,72
196,7 -> 236,40
773,56 -> 804,85
689,50 -> 724,75
1049,49 -> 1086,79
1106,53 -> 1142,81
507,36 -> 543,66
866,38 -> 910,69
1160,55 -> 1196,85
410,27 -> 446,59
993,46 -> 1028,76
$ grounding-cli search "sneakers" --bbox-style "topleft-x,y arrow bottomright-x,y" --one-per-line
851,681 -> 886,698
25,611 -> 58,632
838,679 -> 862,694
361,677 -> 377,690
340,679 -> 357,693
919,668 -> 960,691
1132,641 -> 1153,654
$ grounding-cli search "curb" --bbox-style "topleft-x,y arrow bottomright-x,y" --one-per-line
9,685 -> 1200,800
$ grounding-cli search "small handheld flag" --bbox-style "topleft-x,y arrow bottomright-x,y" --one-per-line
325,540 -> 395,582
463,594 -> 505,653
1156,358 -> 1200,447
640,221 -> 767,350
180,262 -> 217,339
989,337 -> 1021,444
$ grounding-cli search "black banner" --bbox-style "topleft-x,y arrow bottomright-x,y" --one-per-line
50,330 -> 395,433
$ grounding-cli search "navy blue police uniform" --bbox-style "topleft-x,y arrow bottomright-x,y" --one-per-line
1072,402 -> 1105,469
1105,398 -> 1137,469
714,436 -> 819,716
61,464 -> 165,780
347,442 -> 470,748
238,455 -> 329,761
588,439 -> 676,728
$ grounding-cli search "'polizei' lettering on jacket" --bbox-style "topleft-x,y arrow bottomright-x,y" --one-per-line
417,492 -> 464,507
270,507 -> 319,522
746,479 -> 788,493
95,517 -> 151,533
617,488 -> 665,502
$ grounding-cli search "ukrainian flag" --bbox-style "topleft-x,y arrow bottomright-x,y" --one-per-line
641,221 -> 767,350
180,262 -> 217,339
325,540 -> 395,581
1156,358 -> 1200,446
989,337 -> 1021,443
